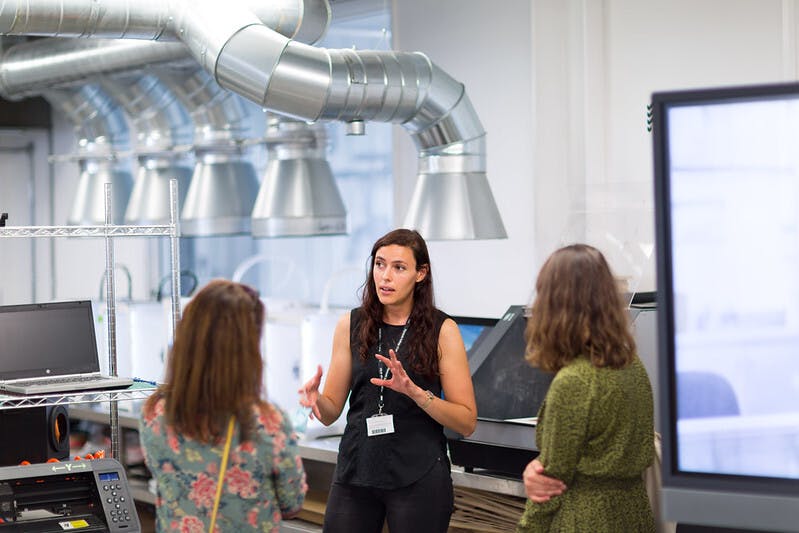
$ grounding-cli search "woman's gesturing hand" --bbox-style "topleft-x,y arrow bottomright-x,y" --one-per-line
370,349 -> 417,397
298,364 -> 324,420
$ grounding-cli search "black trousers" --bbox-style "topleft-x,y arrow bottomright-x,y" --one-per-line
322,456 -> 454,533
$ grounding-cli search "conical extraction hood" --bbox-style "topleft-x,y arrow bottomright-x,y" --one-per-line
125,157 -> 193,225
0,0 -> 333,232
403,172 -> 506,240
45,84 -> 133,225
403,136 -> 506,240
180,150 -> 260,236
251,114 -> 346,237
68,158 -> 133,225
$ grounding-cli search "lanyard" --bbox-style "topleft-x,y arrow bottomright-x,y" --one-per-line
376,321 -> 409,415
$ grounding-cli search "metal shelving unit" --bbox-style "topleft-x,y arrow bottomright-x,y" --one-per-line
0,180 -> 182,460
0,383 -> 158,410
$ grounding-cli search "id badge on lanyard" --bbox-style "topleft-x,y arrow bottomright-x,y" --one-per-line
367,413 -> 395,436
367,323 -> 407,437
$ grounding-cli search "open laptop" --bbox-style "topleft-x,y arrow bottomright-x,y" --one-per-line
0,300 -> 133,395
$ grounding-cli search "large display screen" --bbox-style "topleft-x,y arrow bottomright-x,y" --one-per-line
653,82 -> 799,531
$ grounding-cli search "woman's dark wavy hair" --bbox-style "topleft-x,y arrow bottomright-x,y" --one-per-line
525,244 -> 636,372
144,279 -> 269,443
356,228 -> 439,378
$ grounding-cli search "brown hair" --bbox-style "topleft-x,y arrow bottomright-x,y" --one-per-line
143,279 -> 268,443
357,228 -> 439,377
525,244 -> 636,372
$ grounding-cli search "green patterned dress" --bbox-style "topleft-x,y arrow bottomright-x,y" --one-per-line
517,356 -> 656,533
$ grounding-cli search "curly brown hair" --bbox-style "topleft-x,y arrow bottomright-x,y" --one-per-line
144,279 -> 269,443
525,244 -> 636,372
356,228 -> 439,378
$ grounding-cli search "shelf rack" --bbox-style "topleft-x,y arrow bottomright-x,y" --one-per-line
0,382 -> 158,410
0,180 -> 182,460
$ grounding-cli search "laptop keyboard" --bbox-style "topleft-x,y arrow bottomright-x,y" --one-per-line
16,375 -> 109,386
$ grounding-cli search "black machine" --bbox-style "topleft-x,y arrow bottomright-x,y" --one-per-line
0,458 -> 140,532
448,305 -> 554,478
0,406 -> 70,467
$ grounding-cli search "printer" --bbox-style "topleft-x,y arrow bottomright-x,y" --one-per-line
447,299 -> 660,478
0,458 -> 140,532
448,305 -> 552,478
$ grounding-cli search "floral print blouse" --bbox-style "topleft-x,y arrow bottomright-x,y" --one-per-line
140,398 -> 307,532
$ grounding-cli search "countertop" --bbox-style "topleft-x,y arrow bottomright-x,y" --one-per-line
298,435 -> 527,498
68,407 -> 529,500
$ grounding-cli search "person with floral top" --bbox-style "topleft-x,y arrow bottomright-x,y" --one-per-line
140,279 -> 306,532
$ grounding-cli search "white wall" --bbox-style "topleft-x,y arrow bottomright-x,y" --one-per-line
0,128 -> 52,305
392,0 -> 537,318
0,110 -> 152,305
392,0 -> 797,317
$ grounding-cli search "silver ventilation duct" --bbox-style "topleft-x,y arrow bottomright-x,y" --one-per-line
214,40 -> 506,240
0,0 -> 334,236
0,0 -> 331,97
0,0 -> 329,43
44,84 -> 133,225
0,38 -> 191,98
0,0 -> 504,239
252,113 -> 346,237
98,72 -> 194,225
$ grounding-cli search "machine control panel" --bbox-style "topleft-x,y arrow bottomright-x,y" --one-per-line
0,458 -> 140,532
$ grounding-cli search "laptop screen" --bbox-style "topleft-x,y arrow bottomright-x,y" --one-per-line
0,300 -> 100,381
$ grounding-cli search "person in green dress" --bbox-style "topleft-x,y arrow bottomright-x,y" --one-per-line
517,244 -> 656,533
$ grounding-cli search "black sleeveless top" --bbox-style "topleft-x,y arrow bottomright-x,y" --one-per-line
333,308 -> 449,489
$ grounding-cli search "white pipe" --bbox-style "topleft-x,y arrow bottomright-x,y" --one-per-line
319,266 -> 362,314
232,253 -> 310,299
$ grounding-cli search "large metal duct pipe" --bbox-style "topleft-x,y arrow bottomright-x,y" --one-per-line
216,40 -> 506,240
44,84 -> 133,225
98,72 -> 194,224
0,0 -> 329,44
0,38 -> 190,99
0,0 -> 335,236
0,0 -> 331,99
0,0 -> 504,239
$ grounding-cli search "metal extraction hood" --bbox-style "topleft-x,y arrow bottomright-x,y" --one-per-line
251,113 -> 347,237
